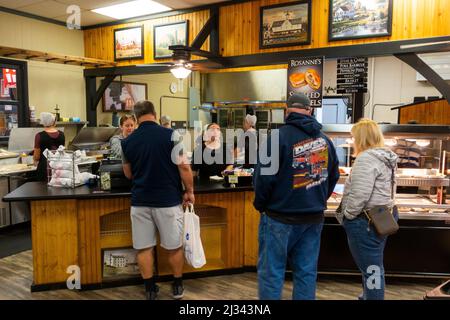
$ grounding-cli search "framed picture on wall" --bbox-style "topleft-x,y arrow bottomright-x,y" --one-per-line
102,247 -> 140,279
153,21 -> 189,59
102,81 -> 148,112
328,0 -> 393,41
114,26 -> 144,61
259,0 -> 312,49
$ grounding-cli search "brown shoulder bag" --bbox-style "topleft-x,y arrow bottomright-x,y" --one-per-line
363,165 -> 399,236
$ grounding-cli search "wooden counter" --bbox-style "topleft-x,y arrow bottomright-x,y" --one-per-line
3,181 -> 257,291
3,181 -> 450,291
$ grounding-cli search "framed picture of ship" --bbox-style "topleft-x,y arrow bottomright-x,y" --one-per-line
260,0 -> 312,49
114,26 -> 144,61
328,0 -> 393,41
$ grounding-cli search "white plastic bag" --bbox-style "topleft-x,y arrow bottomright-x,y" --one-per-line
183,204 -> 206,268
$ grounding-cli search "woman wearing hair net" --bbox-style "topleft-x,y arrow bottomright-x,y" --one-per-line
160,115 -> 171,128
33,112 -> 65,181
238,114 -> 258,169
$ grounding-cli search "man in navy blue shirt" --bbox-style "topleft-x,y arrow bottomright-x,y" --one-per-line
253,93 -> 340,300
122,100 -> 194,300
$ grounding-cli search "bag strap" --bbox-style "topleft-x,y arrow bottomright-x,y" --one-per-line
184,203 -> 194,214
384,162 -> 395,200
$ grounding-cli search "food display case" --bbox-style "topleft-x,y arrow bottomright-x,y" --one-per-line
318,124 -> 450,277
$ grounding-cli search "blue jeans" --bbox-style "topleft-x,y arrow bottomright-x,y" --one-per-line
257,213 -> 324,300
343,216 -> 388,300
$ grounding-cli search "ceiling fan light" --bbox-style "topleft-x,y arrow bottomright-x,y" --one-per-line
170,66 -> 191,79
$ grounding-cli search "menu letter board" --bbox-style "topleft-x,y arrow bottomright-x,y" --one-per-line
337,57 -> 368,94
287,56 -> 324,107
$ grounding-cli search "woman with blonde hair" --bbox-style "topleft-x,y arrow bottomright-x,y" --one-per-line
336,118 -> 398,300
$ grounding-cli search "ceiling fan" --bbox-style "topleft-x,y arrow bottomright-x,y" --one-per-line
135,13 -> 227,78
136,45 -> 227,78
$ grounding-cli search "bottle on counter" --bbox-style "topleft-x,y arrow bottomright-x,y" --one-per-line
20,152 -> 28,165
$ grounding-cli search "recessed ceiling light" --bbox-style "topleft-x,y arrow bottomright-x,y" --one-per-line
92,0 -> 172,20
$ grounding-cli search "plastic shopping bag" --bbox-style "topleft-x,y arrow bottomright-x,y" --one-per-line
183,204 -> 206,268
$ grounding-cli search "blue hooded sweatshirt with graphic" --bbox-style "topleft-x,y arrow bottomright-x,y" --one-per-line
253,112 -> 340,216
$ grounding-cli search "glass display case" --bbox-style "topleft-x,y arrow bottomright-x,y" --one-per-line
322,124 -> 450,220
318,124 -> 450,277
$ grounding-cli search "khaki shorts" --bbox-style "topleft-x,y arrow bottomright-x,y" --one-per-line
130,205 -> 184,250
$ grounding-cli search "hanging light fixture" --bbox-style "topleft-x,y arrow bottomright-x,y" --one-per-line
170,63 -> 191,79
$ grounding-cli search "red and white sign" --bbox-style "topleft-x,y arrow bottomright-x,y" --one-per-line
1,69 -> 16,97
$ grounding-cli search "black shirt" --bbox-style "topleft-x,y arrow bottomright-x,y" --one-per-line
192,142 -> 233,180
35,130 -> 65,181
121,121 -> 183,207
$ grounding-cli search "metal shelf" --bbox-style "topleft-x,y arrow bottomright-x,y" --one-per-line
337,175 -> 449,187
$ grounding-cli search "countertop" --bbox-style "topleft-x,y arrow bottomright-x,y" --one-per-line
2,179 -> 253,202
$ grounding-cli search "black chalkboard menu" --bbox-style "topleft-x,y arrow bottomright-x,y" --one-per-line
337,57 -> 368,94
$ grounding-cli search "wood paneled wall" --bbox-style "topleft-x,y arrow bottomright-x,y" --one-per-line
84,0 -> 450,65
399,99 -> 450,124
219,0 -> 450,56
84,10 -> 210,66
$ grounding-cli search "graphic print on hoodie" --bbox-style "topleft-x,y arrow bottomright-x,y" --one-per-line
292,137 -> 329,190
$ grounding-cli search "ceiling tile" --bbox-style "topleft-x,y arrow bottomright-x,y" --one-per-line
54,9 -> 114,26
16,0 -> 68,18
154,0 -> 227,10
0,0 -> 45,9
54,0 -> 131,11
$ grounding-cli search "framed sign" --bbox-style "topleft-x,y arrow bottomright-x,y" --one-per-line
114,26 -> 144,61
102,247 -> 140,279
287,56 -> 324,107
153,21 -> 189,59
329,0 -> 393,41
102,81 -> 148,112
260,0 -> 312,49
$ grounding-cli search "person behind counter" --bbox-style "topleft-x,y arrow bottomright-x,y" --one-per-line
253,93 -> 340,300
160,115 -> 172,128
121,100 -> 194,300
238,114 -> 258,169
109,114 -> 137,159
33,112 -> 65,181
336,118 -> 398,300
191,123 -> 234,180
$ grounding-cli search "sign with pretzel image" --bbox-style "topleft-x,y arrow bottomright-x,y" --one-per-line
287,56 -> 324,107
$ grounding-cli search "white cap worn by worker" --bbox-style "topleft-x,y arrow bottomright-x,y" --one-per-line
161,115 -> 171,127
40,112 -> 56,127
245,114 -> 257,127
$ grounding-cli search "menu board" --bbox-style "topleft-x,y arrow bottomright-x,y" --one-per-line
287,56 -> 324,108
337,57 -> 368,94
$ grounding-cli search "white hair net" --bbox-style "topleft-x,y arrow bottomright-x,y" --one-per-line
160,115 -> 171,125
245,114 -> 257,127
40,112 -> 56,127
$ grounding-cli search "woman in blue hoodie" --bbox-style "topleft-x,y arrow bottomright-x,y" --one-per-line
336,119 -> 398,300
